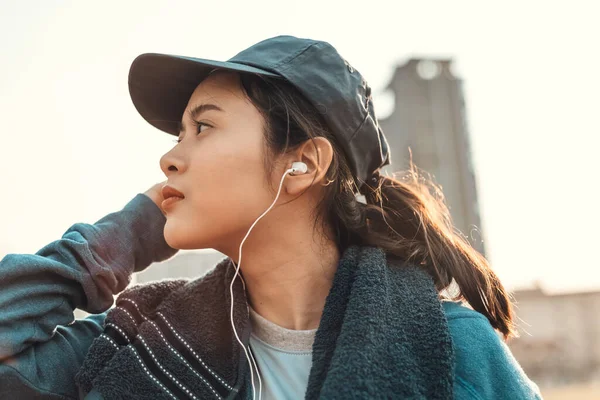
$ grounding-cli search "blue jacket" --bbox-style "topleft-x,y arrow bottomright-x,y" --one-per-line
0,193 -> 542,399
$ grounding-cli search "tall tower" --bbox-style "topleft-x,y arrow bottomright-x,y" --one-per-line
379,58 -> 485,255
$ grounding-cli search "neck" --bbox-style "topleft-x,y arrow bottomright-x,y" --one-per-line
224,217 -> 340,331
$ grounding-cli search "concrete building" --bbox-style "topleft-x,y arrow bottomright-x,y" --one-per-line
509,286 -> 600,388
379,58 -> 485,255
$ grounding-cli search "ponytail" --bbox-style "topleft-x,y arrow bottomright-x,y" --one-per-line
350,161 -> 515,339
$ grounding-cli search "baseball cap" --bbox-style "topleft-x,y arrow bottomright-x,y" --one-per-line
128,35 -> 391,191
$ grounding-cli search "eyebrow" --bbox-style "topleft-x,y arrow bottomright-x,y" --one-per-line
178,103 -> 224,134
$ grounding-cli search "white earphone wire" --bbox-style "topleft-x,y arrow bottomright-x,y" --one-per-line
248,345 -> 261,399
229,164 -> 303,400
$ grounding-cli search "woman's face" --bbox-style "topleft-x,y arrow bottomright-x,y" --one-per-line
159,71 -> 279,254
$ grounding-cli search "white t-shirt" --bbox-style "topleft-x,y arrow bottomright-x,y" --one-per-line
248,305 -> 317,400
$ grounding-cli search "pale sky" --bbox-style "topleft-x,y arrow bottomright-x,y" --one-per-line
1,1 -> 598,293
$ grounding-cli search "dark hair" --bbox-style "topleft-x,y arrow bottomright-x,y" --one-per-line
233,71 -> 515,339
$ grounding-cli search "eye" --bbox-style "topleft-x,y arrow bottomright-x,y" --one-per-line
172,120 -> 212,144
192,120 -> 212,134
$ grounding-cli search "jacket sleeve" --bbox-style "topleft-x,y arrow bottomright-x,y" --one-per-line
445,305 -> 543,400
0,193 -> 178,399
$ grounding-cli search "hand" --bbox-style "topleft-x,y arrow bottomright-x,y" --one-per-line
143,180 -> 167,216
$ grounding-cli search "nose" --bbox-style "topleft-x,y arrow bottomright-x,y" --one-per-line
160,146 -> 186,176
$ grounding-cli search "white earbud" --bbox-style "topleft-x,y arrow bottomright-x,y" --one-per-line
290,161 -> 308,175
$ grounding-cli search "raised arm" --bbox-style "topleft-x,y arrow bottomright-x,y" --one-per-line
0,192 -> 177,399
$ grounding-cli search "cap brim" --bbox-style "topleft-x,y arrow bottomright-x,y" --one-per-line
128,53 -> 281,135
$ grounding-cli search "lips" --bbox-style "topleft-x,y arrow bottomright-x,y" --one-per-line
162,185 -> 185,200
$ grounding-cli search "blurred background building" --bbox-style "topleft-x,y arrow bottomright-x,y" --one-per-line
378,58 -> 485,256
510,286 -> 600,388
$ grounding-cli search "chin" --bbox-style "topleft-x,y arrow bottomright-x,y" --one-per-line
164,235 -> 199,250
163,220 -> 211,250
163,221 -> 188,249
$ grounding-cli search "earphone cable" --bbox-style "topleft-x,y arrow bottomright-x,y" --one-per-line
229,166 -> 296,400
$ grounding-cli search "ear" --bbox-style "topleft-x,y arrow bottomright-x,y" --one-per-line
285,137 -> 333,196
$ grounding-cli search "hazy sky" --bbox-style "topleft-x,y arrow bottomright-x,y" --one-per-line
1,1 -> 598,293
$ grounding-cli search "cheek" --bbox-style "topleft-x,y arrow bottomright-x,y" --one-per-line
163,143 -> 270,249
194,138 -> 267,209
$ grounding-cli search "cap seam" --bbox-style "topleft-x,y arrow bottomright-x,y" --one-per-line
274,41 -> 321,72
348,111 -> 371,144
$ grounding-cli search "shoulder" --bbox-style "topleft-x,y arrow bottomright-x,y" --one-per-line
441,300 -> 542,400
114,277 -> 191,315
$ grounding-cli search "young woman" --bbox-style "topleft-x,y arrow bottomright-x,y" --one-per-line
0,35 -> 542,399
